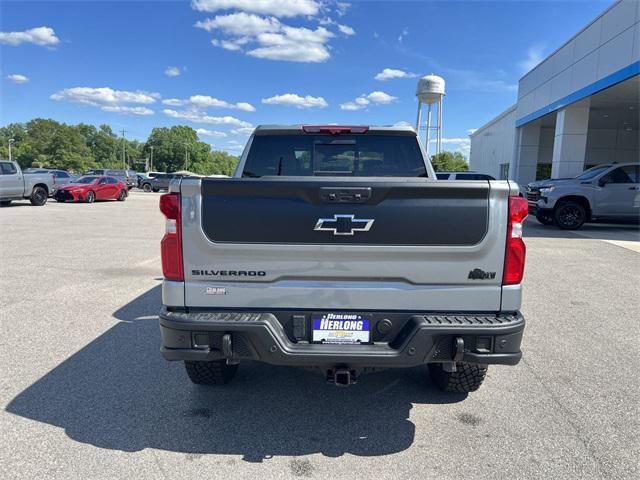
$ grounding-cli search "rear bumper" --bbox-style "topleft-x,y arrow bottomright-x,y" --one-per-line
159,307 -> 525,368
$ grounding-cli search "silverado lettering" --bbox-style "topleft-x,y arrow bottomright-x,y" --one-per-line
192,270 -> 266,276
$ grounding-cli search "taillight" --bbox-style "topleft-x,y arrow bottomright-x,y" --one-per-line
159,193 -> 184,281
503,196 -> 528,285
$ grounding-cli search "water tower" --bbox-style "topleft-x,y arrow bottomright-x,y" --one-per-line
415,74 -> 445,156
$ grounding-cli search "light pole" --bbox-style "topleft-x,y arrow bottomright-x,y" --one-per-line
8,138 -> 15,161
183,143 -> 189,170
149,146 -> 154,172
120,129 -> 126,168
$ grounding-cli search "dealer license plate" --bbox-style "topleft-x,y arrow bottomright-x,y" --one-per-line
312,313 -> 371,345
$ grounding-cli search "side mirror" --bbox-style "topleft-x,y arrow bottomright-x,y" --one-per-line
598,178 -> 608,187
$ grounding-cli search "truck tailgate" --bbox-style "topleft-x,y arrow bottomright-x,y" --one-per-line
179,178 -> 510,311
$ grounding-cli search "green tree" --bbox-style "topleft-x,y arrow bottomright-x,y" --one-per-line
0,123 -> 27,159
430,151 -> 469,172
209,150 -> 239,176
1,119 -> 239,175
142,125 -> 239,175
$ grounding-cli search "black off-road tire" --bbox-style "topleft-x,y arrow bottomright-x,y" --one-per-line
428,362 -> 488,393
29,186 -> 48,206
117,189 -> 127,201
554,200 -> 586,230
0,200 -> 11,207
142,183 -> 152,192
536,211 -> 555,226
184,360 -> 238,385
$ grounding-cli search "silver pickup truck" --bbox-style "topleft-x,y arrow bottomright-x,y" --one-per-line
0,160 -> 55,206
158,125 -> 528,393
526,162 -> 640,229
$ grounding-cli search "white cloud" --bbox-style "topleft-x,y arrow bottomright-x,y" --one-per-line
163,95 -> 255,111
190,94 -> 256,111
467,128 -> 478,135
335,2 -> 350,16
101,106 -> 155,116
262,93 -> 327,109
0,26 -> 60,47
191,0 -> 320,17
196,128 -> 227,138
195,12 -> 281,36
211,37 -> 252,50
193,3 -> 349,63
163,109 -> 252,127
429,137 -> 471,158
50,86 -> 160,115
366,91 -> 396,104
162,98 -> 185,106
393,121 -> 413,127
337,24 -> 355,36
340,97 -> 370,111
7,74 -> 29,84
165,66 -> 181,77
231,126 -> 255,135
340,91 -> 397,111
50,87 -> 159,106
248,26 -> 333,62
375,68 -> 416,81
518,44 -> 545,73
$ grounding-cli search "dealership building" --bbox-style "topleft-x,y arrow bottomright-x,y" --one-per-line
469,0 -> 639,184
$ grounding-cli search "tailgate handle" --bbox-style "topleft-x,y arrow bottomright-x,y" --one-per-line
319,187 -> 372,204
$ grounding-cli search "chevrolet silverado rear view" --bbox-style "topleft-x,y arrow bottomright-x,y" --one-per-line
158,125 -> 528,393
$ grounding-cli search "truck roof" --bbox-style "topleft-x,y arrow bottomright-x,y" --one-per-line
253,125 -> 417,136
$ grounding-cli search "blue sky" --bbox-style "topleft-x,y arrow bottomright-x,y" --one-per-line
1,0 -> 612,155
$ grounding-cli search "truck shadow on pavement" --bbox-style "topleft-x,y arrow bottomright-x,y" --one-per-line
6,285 -> 465,462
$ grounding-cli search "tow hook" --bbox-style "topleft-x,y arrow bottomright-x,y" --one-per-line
327,368 -> 357,387
444,337 -> 465,372
222,333 -> 239,365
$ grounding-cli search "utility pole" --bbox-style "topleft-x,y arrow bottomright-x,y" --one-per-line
149,145 -> 154,172
8,138 -> 15,161
184,143 -> 189,170
120,129 -> 126,168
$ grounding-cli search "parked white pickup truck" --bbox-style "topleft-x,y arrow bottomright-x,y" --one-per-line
158,125 -> 529,393
0,160 -> 55,206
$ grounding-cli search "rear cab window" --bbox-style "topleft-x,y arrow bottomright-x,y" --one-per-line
242,131 -> 427,178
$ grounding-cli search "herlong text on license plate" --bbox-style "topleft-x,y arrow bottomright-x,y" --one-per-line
312,313 -> 371,344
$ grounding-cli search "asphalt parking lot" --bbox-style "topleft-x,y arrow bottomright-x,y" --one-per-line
1,191 -> 639,480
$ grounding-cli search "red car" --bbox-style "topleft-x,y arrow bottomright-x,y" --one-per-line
54,175 -> 128,203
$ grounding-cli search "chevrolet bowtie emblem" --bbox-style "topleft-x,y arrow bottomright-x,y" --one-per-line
314,214 -> 374,236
